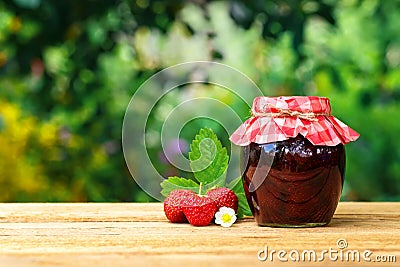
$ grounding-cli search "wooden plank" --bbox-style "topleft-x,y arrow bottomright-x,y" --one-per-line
0,202 -> 399,266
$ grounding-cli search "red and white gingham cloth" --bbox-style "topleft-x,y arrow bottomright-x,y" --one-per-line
230,96 -> 360,146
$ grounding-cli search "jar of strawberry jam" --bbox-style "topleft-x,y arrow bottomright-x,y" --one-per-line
230,96 -> 360,227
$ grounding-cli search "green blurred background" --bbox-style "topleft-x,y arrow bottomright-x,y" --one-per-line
1,0 -> 399,202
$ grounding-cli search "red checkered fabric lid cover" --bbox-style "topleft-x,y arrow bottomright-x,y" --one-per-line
230,96 -> 360,146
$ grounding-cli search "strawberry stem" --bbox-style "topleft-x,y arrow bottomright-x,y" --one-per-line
198,182 -> 203,195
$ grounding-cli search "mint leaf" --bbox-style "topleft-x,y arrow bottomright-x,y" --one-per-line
160,176 -> 199,197
227,176 -> 252,218
189,128 -> 229,185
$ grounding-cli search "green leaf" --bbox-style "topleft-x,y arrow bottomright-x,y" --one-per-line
227,176 -> 252,218
14,0 -> 41,9
189,128 -> 229,185
202,174 -> 227,194
160,176 -> 199,197
227,176 -> 244,193
236,193 -> 253,218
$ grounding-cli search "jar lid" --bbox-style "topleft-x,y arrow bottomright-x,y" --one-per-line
230,96 -> 360,146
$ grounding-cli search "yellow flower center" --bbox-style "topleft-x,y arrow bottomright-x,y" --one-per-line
222,213 -> 232,223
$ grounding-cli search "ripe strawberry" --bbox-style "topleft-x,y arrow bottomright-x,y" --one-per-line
164,190 -> 195,223
181,194 -> 217,226
206,187 -> 238,212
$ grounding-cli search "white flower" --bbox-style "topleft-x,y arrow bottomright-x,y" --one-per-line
215,207 -> 237,227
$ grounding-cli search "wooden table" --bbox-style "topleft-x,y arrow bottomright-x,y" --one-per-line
0,203 -> 399,266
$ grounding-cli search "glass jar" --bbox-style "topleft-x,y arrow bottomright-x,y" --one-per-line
230,96 -> 359,227
242,135 -> 345,227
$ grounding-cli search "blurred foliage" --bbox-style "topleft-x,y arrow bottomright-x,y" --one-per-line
0,0 -> 399,201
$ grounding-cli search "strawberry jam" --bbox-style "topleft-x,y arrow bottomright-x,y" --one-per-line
242,135 -> 345,227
